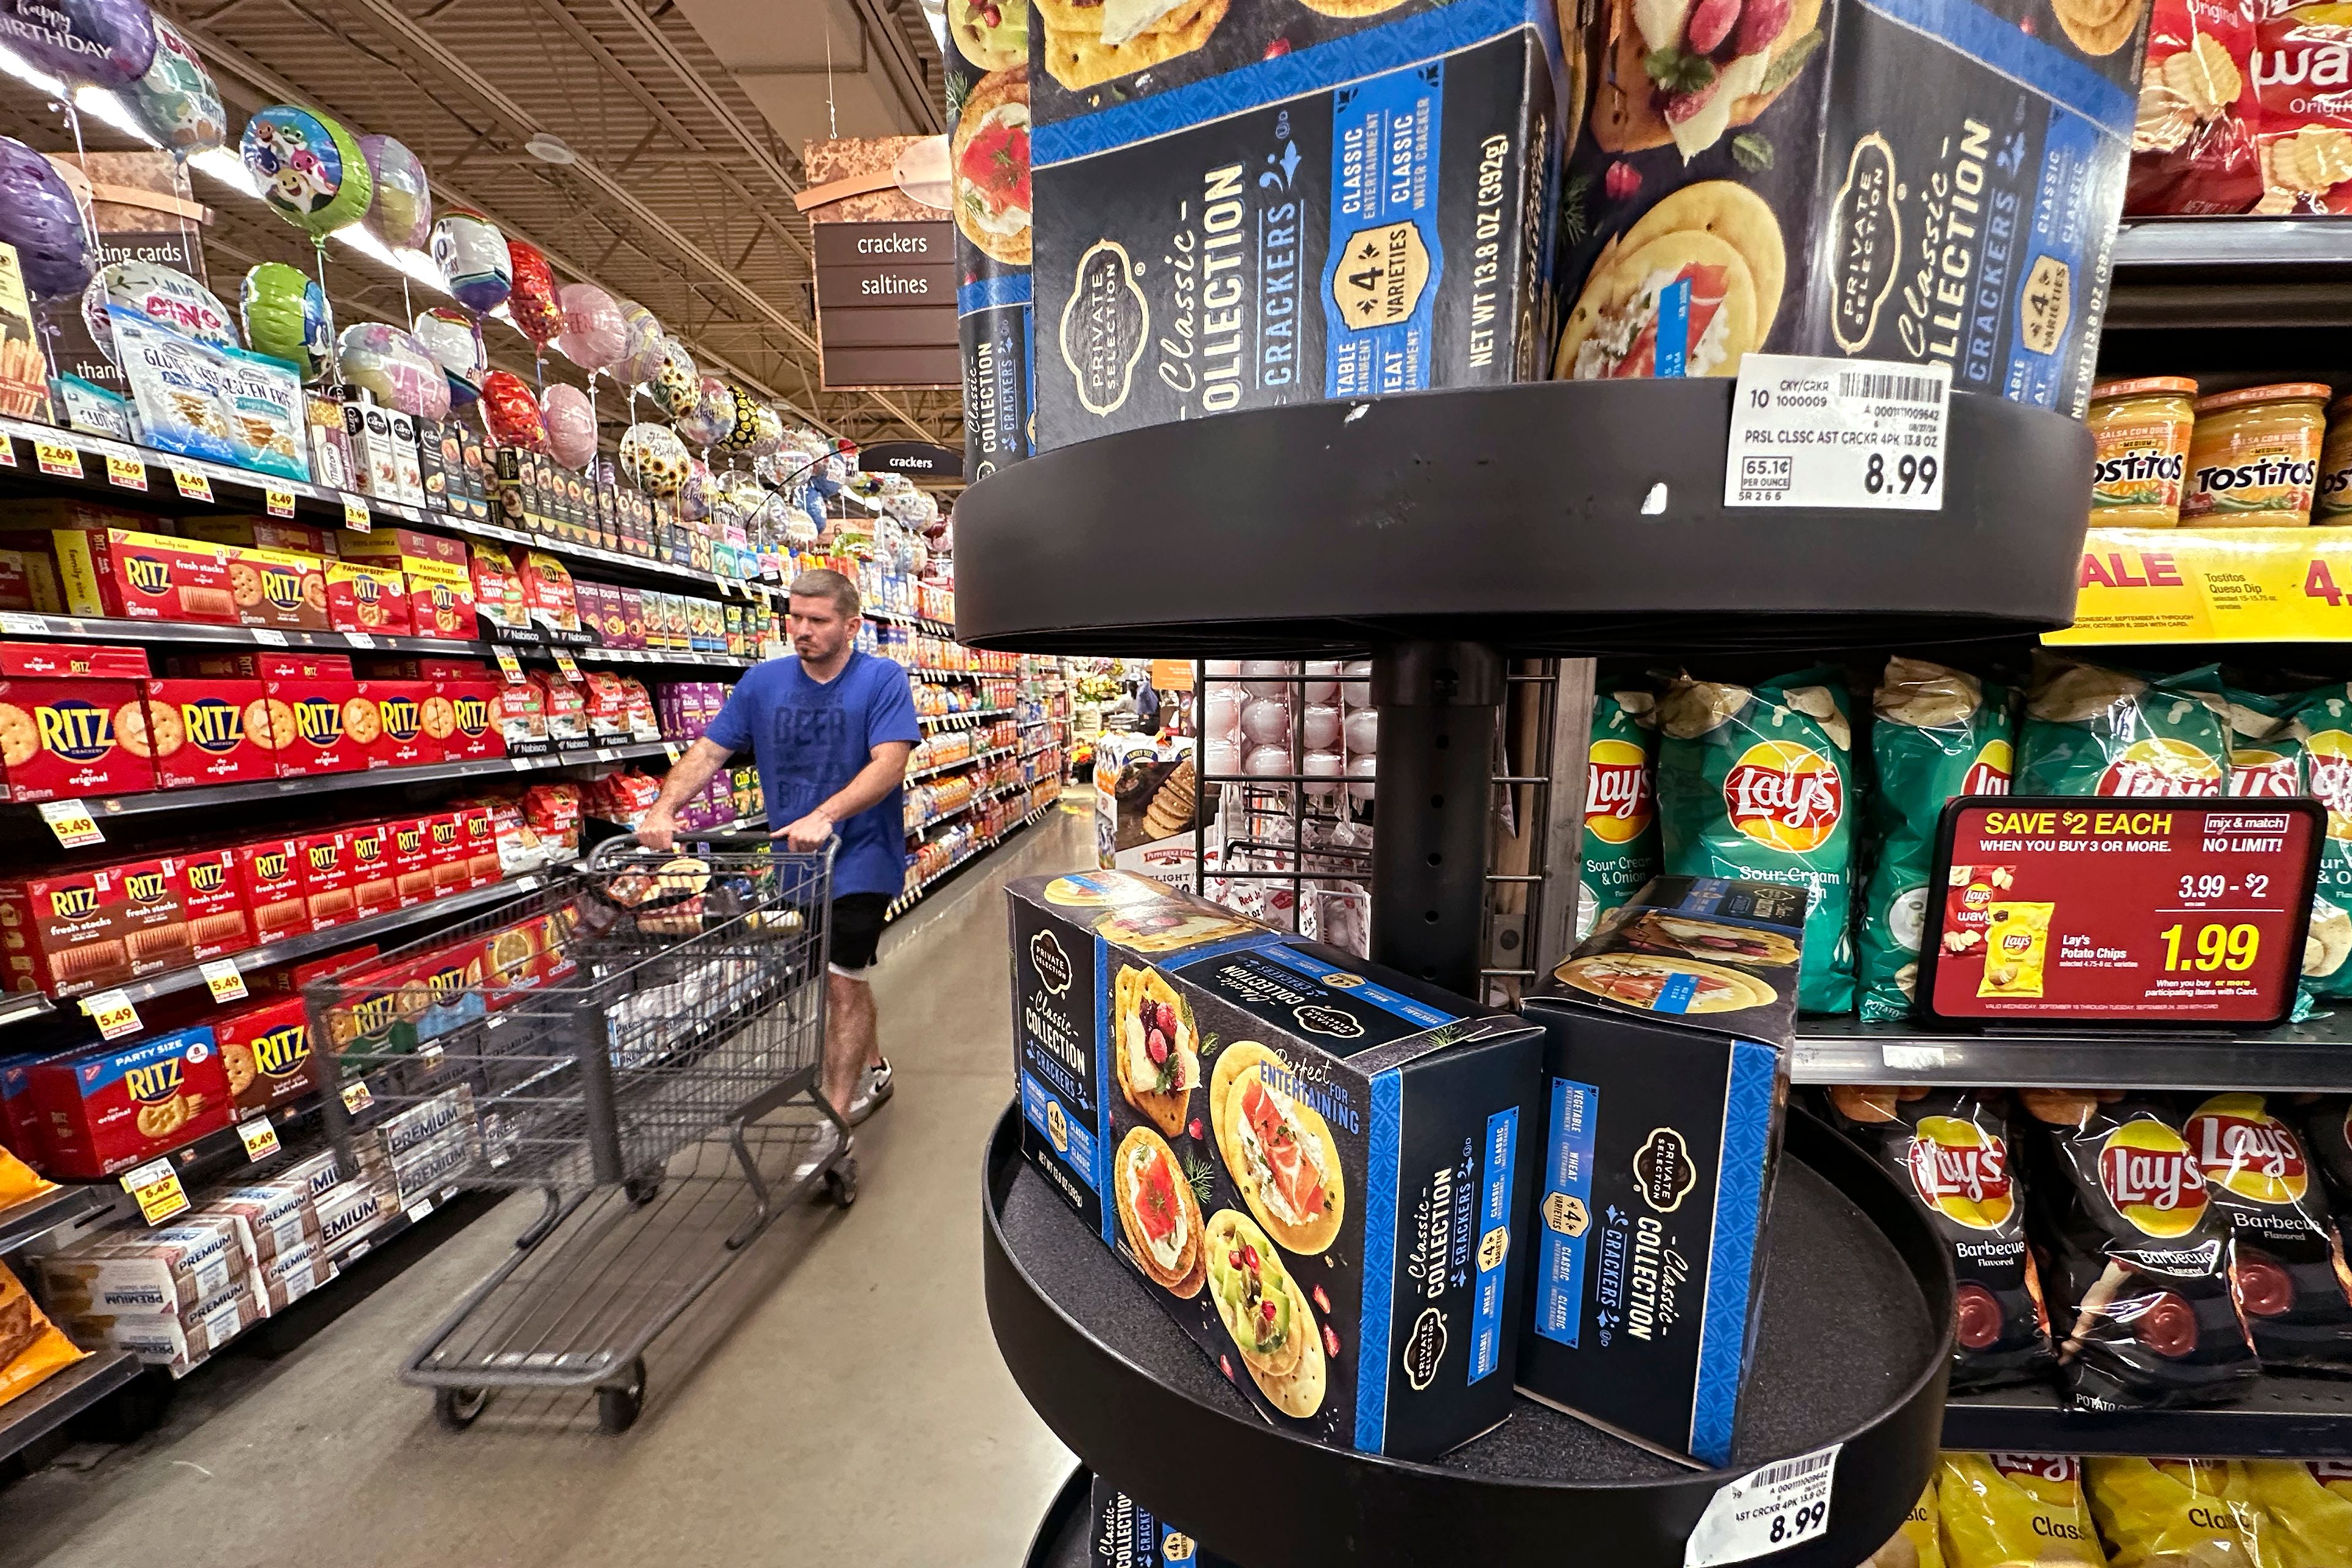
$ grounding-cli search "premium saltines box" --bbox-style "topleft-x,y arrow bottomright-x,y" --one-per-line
1009,870 -> 1540,1460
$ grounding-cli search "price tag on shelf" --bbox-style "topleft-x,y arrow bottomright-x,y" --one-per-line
1725,354 -> 1948,511
266,486 -> 296,518
172,466 -> 213,502
198,958 -> 247,1004
420,1041 -> 443,1068
1684,1444 -> 1839,1567
80,989 -> 141,1041
34,439 -> 81,478
235,1114 -> 279,1163
663,742 -> 681,764
0,437 -> 16,466
509,756 -> 533,771
251,627 -> 288,647
341,1079 -> 374,1115
342,494 -> 371,532
121,1157 -> 190,1226
345,631 -> 376,649
595,748 -> 617,763
0,611 -> 43,635
407,1196 -> 434,1222
496,647 -> 525,684
554,651 -> 581,682
104,452 -> 146,491
38,798 -> 104,849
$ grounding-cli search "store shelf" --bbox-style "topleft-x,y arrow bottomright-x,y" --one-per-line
954,382 -> 2088,657
905,782 -> 1021,838
908,744 -> 1013,782
982,1106 -> 1948,1568
888,813 -> 1034,920
2111,217 -> 2352,271
1791,1014 -> 2352,1091
1942,1378 -> 2352,1459
0,1185 -> 113,1254
920,707 -> 1011,728
0,1350 -> 143,1465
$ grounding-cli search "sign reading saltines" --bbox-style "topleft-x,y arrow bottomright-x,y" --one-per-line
801,137 -> 959,391
1921,796 -> 2322,1025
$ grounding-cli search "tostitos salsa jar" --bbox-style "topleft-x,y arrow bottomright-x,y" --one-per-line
2318,393 -> 2352,524
2087,377 -> 2197,527
2182,383 -> 2330,528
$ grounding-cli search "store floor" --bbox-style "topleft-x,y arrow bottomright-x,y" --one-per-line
0,807 -> 1094,1568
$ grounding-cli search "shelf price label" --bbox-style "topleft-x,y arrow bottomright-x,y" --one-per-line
1685,1445 -> 1840,1567
173,466 -> 213,502
342,494 -> 372,532
341,1079 -> 374,1115
496,647 -> 525,684
554,650 -> 582,682
80,989 -> 142,1039
37,798 -> 104,848
105,453 -> 146,491
34,439 -> 81,478
662,742 -> 682,763
199,957 -> 247,1004
121,1157 -> 190,1226
266,487 -> 296,518
236,1114 -> 279,1163
1725,354 -> 1948,511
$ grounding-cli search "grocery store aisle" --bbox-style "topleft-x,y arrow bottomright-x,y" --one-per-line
0,806 -> 1092,1568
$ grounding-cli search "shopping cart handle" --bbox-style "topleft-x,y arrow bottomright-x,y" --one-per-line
589,829 -> 790,870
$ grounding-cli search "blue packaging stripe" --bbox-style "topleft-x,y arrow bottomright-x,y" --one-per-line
1355,1069 -> 1404,1452
1322,61 -> 1445,399
1095,935 -> 1118,1242
1469,1106 -> 1518,1382
1252,943 -> 1460,1027
1687,1041 -> 1779,1467
1858,0 -> 2135,139
1534,1078 -> 1596,1348
957,273 -> 1033,314
1035,0 -> 1544,167
1654,277 -> 1690,379
1654,973 -> 1699,1014
2003,102 -> 2100,408
1021,1070 -> 1100,1191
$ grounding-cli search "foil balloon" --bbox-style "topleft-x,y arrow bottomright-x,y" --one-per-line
744,399 -> 785,458
337,323 -> 446,420
541,382 -> 597,468
356,134 -> 429,252
639,334 -> 697,419
616,299 -> 665,385
674,375 -> 736,447
126,18 -> 225,154
7,0 -> 154,88
242,106 -> 372,239
429,209 -> 510,314
0,141 -> 93,300
83,258 -> 234,353
714,383 -> 763,455
504,238 -> 561,347
554,281 -> 624,371
481,369 -> 546,451
620,422 -> 690,497
413,305 -> 484,405
238,262 -> 331,381
676,460 -> 714,522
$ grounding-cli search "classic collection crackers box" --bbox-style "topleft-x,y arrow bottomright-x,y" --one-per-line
1027,0 -> 1572,448
1009,869 -> 1540,1460
1553,0 -> 2147,415
1517,876 -> 1801,1467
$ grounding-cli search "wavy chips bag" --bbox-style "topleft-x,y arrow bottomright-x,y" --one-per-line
2250,0 -> 2352,215
1858,660 -> 2016,1022
2087,1457 -> 2274,1567
1576,687 -> 1658,942
2018,660 -> 2231,798
1656,671 -> 1856,1012
2130,0 -> 2263,215
2290,687 -> 2352,997
1938,1453 -> 2103,1568
1863,1479 -> 1945,1568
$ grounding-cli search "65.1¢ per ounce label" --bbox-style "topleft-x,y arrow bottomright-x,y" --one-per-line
1725,354 -> 1950,511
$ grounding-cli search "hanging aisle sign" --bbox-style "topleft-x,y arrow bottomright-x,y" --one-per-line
802,137 -> 959,391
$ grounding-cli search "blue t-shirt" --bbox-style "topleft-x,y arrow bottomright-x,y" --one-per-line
704,650 -> 922,897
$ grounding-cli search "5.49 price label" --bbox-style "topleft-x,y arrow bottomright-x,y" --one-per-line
1725,353 -> 1948,511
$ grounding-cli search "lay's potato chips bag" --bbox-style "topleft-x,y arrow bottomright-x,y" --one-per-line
2018,658 -> 2231,798
1577,685 -> 1658,941
1864,1479 -> 1945,1568
2289,686 -> 2352,999
1938,1452 -> 2102,1567
2244,1460 -> 2352,1568
2087,1456 -> 2275,1568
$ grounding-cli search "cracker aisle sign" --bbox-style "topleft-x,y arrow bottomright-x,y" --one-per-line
796,138 -> 960,391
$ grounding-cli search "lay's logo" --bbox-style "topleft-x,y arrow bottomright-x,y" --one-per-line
124,554 -> 172,595
1723,741 -> 1844,853
1991,1455 -> 2079,1483
1962,739 -> 2013,797
453,694 -> 490,737
252,1022 -> 307,1079
262,567 -> 303,611
1903,1117 -> 2015,1231
2097,737 -> 2223,797
2187,1094 -> 2309,1207
124,870 -> 167,906
184,697 -> 243,753
125,1058 -> 182,1104
253,848 -> 289,881
1585,739 -> 1653,845
2309,732 -> 2352,840
293,697 -> 342,745
380,696 -> 421,742
2230,748 -> 2302,797
37,700 -> 114,761
185,861 -> 225,895
2097,1119 -> 2209,1237
48,885 -> 97,919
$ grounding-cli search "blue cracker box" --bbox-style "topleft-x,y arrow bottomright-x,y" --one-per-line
1025,0 -> 1574,448
1009,870 -> 1542,1459
1087,1476 -> 1237,1568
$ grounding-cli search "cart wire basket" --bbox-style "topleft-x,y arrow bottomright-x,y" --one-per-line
306,832 -> 852,1432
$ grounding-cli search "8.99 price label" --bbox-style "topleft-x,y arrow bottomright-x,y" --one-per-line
1725,354 -> 1948,511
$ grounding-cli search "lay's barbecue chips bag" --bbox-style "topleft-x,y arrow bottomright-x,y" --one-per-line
1656,671 -> 1856,1014
2018,658 -> 2231,798
2183,1091 -> 2352,1373
1937,1453 -> 2101,1568
1576,686 -> 1658,942
1858,660 -> 2016,1022
2290,687 -> 2352,999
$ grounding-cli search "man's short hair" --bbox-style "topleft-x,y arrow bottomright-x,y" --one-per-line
788,568 -> 861,620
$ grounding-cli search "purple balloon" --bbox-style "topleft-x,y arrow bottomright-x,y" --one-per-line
0,138 -> 92,300
4,0 -> 157,89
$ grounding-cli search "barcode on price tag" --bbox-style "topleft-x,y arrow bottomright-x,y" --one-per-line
1684,1445 -> 1840,1567
1725,353 -> 1947,511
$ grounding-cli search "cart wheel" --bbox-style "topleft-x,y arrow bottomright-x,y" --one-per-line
598,1359 -> 646,1434
435,1387 -> 489,1430
824,1159 -> 857,1208
624,1175 -> 663,1206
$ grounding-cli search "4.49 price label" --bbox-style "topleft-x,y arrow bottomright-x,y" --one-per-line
1725,354 -> 1948,511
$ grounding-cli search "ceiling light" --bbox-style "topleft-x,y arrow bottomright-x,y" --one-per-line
525,132 -> 577,165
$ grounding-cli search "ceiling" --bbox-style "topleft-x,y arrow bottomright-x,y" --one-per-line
1,0 -> 959,448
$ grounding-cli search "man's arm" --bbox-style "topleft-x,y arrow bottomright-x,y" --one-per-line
776,740 -> 913,851
636,737 -> 734,851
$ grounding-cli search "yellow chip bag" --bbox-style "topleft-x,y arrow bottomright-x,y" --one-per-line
1980,902 -> 2057,998
2244,1461 -> 2352,1568
1865,1479 -> 1945,1568
0,1261 -> 84,1412
2087,1456 -> 2274,1567
0,1145 -> 55,1212
1939,1452 -> 2102,1567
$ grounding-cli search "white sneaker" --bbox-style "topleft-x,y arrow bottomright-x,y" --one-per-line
846,1058 -> 895,1125
791,1119 -> 845,1186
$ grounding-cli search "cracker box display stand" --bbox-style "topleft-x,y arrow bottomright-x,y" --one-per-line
1009,869 -> 1541,1461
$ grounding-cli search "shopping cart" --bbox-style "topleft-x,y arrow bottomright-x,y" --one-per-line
306,832 -> 853,1433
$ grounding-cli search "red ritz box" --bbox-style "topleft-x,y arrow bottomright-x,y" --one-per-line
0,865 -> 131,998
388,815 -> 435,907
231,837 -> 307,945
459,805 -> 502,888
142,678 -> 276,789
45,528 -> 239,624
345,821 -> 399,920
443,680 -> 503,762
28,1026 -> 231,1178
174,848 -> 251,962
410,577 -> 477,641
325,562 -> 413,637
267,680 -> 369,776
293,829 -> 356,930
361,680 -> 445,769
0,642 -> 156,803
214,995 -> 314,1117
112,855 -> 192,978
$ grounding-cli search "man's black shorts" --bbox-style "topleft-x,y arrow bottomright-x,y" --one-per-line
827,892 -> 892,974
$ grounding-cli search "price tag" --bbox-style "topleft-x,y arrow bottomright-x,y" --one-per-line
236,1114 -> 279,1162
0,437 -> 15,466
345,631 -> 376,649
266,487 -> 296,518
496,648 -> 525,684
199,957 -> 247,1004
121,1157 -> 190,1226
1684,1446 -> 1839,1567
34,439 -> 81,478
595,748 -> 617,763
105,453 -> 146,491
509,756 -> 533,771
341,1079 -> 374,1115
420,1041 -> 443,1067
407,1195 -> 434,1221
1725,354 -> 1948,511
37,798 -> 104,848
251,627 -> 288,647
342,495 -> 372,532
173,466 -> 213,502
663,742 -> 682,764
80,988 -> 141,1040
0,611 -> 43,635
554,651 -> 581,682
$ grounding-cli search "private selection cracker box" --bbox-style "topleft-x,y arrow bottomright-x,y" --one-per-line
1009,870 -> 1541,1460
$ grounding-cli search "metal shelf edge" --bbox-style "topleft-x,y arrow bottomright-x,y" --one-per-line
0,1350 -> 143,1463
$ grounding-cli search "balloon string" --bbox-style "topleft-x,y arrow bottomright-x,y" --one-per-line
399,270 -> 413,323
312,242 -> 342,390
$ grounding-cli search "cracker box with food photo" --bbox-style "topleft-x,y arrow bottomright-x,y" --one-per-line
1024,0 -> 1574,449
230,835 -> 307,945
345,822 -> 400,921
360,680 -> 448,770
267,680 -> 370,777
71,1278 -> 255,1376
388,816 -> 435,907
174,848 -> 251,963
1553,0 -> 2147,415
26,1027 -> 232,1178
324,560 -> 413,638
0,641 -> 156,803
0,865 -> 136,999
30,1216 -> 247,1317
1008,870 -> 1542,1460
138,678 -> 279,789
214,995 -> 317,1117
111,855 -> 192,978
38,527 -> 239,624
1517,874 -> 1800,1467
1095,748 -> 1208,881
294,827 -> 356,931
213,544 -> 330,633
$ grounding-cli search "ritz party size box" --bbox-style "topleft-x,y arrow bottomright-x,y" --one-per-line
1518,875 -> 1803,1468
1008,870 -> 1542,1461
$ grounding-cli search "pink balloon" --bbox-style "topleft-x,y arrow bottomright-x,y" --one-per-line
555,281 -> 625,372
541,381 -> 597,468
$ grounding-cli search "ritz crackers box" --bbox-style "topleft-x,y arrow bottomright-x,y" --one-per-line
1009,870 -> 1540,1460
30,1026 -> 231,1178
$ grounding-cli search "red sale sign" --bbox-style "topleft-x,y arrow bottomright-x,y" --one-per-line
1921,797 -> 2322,1025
